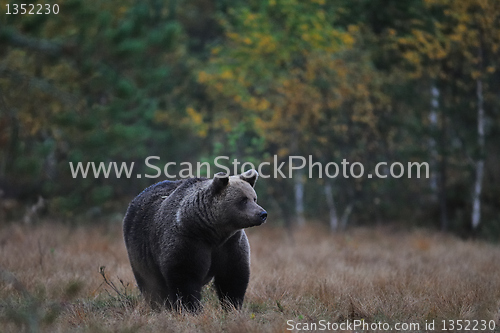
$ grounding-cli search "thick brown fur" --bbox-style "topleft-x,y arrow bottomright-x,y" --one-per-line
123,169 -> 267,312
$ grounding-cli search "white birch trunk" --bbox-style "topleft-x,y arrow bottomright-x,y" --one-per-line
323,183 -> 339,231
340,204 -> 353,230
472,79 -> 485,230
294,170 -> 306,226
429,83 -> 439,197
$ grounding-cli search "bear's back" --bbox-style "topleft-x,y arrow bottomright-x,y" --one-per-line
123,178 -> 212,272
123,178 -> 209,241
123,180 -> 181,245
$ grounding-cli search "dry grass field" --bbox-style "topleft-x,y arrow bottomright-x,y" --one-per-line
1,221 -> 500,332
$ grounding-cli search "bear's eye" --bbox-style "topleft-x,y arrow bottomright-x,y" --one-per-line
240,197 -> 248,205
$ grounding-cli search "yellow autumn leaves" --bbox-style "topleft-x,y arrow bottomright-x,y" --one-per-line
187,2 -> 369,153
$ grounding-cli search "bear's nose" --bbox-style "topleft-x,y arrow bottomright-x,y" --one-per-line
259,211 -> 268,222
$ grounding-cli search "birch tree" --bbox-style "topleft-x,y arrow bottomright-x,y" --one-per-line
472,78 -> 485,230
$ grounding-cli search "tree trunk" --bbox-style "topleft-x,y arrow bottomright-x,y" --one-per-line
294,169 -> 306,226
323,183 -> 338,231
439,89 -> 448,232
0,87 -> 19,176
340,204 -> 353,231
428,82 -> 439,199
472,79 -> 485,230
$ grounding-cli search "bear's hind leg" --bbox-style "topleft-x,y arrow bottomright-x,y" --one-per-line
133,269 -> 170,310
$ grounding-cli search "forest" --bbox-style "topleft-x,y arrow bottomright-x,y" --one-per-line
2,1 -> 500,332
1,0 -> 500,238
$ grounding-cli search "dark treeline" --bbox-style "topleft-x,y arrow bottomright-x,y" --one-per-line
0,0 -> 499,238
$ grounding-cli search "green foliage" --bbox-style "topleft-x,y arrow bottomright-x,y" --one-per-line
0,0 -> 499,237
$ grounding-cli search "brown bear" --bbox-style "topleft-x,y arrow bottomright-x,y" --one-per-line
123,169 -> 267,312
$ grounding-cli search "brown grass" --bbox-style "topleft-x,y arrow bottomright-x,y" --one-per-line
1,221 -> 500,332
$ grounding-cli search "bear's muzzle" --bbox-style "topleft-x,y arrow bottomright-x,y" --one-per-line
256,210 -> 267,225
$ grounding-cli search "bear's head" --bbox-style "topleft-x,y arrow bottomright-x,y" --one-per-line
211,169 -> 267,229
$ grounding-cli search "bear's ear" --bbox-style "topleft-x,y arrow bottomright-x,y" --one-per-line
212,172 -> 229,193
240,169 -> 258,188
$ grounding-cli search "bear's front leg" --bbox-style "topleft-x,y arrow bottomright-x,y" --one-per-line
169,280 -> 203,313
162,243 -> 212,313
213,230 -> 250,310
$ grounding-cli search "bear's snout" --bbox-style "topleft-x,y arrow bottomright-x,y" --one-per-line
258,211 -> 267,223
